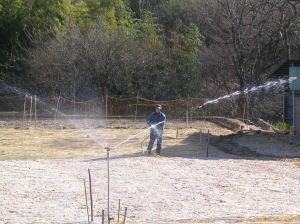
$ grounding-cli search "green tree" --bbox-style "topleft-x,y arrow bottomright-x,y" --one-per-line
167,24 -> 202,97
0,0 -> 70,84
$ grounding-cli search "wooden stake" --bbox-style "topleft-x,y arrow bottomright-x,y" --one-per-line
88,169 -> 93,222
83,179 -> 90,223
206,130 -> 210,158
117,199 -> 121,222
176,123 -> 179,139
34,95 -> 37,121
23,95 -> 27,121
102,209 -> 105,224
123,207 -> 127,224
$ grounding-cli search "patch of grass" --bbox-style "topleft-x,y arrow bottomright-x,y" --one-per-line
268,121 -> 293,133
248,215 -> 300,223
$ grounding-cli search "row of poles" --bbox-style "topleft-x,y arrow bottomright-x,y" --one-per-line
83,129 -> 210,224
22,93 -> 193,127
23,95 -> 37,121
83,168 -> 128,224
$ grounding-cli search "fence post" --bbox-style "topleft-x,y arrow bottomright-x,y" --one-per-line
23,95 -> 27,121
105,90 -> 108,122
34,95 -> 37,121
282,90 -> 285,123
293,90 -> 295,126
55,96 -> 61,120
176,122 -> 179,139
73,82 -> 76,116
199,129 -> 202,156
186,100 -> 189,128
29,95 -> 33,121
206,129 -> 210,158
243,95 -> 247,122
134,91 -> 139,122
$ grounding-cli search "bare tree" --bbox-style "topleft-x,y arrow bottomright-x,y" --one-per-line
26,26 -> 153,99
191,0 -> 300,116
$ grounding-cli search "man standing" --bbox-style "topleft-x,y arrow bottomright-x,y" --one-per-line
147,104 -> 166,156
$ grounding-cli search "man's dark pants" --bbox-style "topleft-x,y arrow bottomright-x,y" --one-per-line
147,129 -> 163,154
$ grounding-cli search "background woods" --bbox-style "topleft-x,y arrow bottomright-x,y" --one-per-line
1,0 -> 300,119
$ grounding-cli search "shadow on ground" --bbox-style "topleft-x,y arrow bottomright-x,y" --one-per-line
86,130 -> 300,162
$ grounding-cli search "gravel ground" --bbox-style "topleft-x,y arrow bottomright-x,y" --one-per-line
1,157 -> 300,223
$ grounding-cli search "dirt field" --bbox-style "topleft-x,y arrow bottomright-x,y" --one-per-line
1,119 -> 300,223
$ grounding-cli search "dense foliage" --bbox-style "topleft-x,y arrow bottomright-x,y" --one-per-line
1,0 -> 300,105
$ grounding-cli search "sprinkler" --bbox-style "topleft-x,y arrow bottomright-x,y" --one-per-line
105,146 -> 112,224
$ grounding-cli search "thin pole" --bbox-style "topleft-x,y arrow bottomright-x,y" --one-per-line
88,101 -> 91,118
134,91 -> 139,122
29,96 -> 33,121
199,129 -> 202,156
283,90 -> 285,123
23,95 -> 27,121
176,122 -> 179,139
106,90 -> 108,122
102,209 -> 105,224
73,82 -> 76,115
293,90 -> 295,130
107,147 -> 111,224
117,199 -> 121,222
55,96 -> 61,120
83,179 -> 90,223
88,169 -> 93,222
206,130 -> 210,158
243,96 -> 247,122
34,95 -> 37,121
186,104 -> 189,128
123,207 -> 128,224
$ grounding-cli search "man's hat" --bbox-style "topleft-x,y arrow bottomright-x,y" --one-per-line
155,104 -> 162,110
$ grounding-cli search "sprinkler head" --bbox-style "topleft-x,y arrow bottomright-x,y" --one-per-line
105,146 -> 111,151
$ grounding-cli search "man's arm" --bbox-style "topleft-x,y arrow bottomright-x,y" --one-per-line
147,113 -> 154,126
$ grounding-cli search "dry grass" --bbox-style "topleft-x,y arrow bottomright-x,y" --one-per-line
292,159 -> 300,168
0,123 -> 232,160
248,215 -> 300,223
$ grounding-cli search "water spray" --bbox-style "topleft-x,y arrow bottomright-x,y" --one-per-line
194,77 -> 297,110
110,121 -> 165,150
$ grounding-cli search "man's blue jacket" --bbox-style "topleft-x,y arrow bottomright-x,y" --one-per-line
147,112 -> 166,130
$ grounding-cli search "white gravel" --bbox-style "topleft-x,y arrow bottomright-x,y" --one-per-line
1,157 -> 300,223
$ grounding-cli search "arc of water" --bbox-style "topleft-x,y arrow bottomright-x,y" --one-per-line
111,121 -> 165,150
195,77 -> 297,110
1,83 -> 109,149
